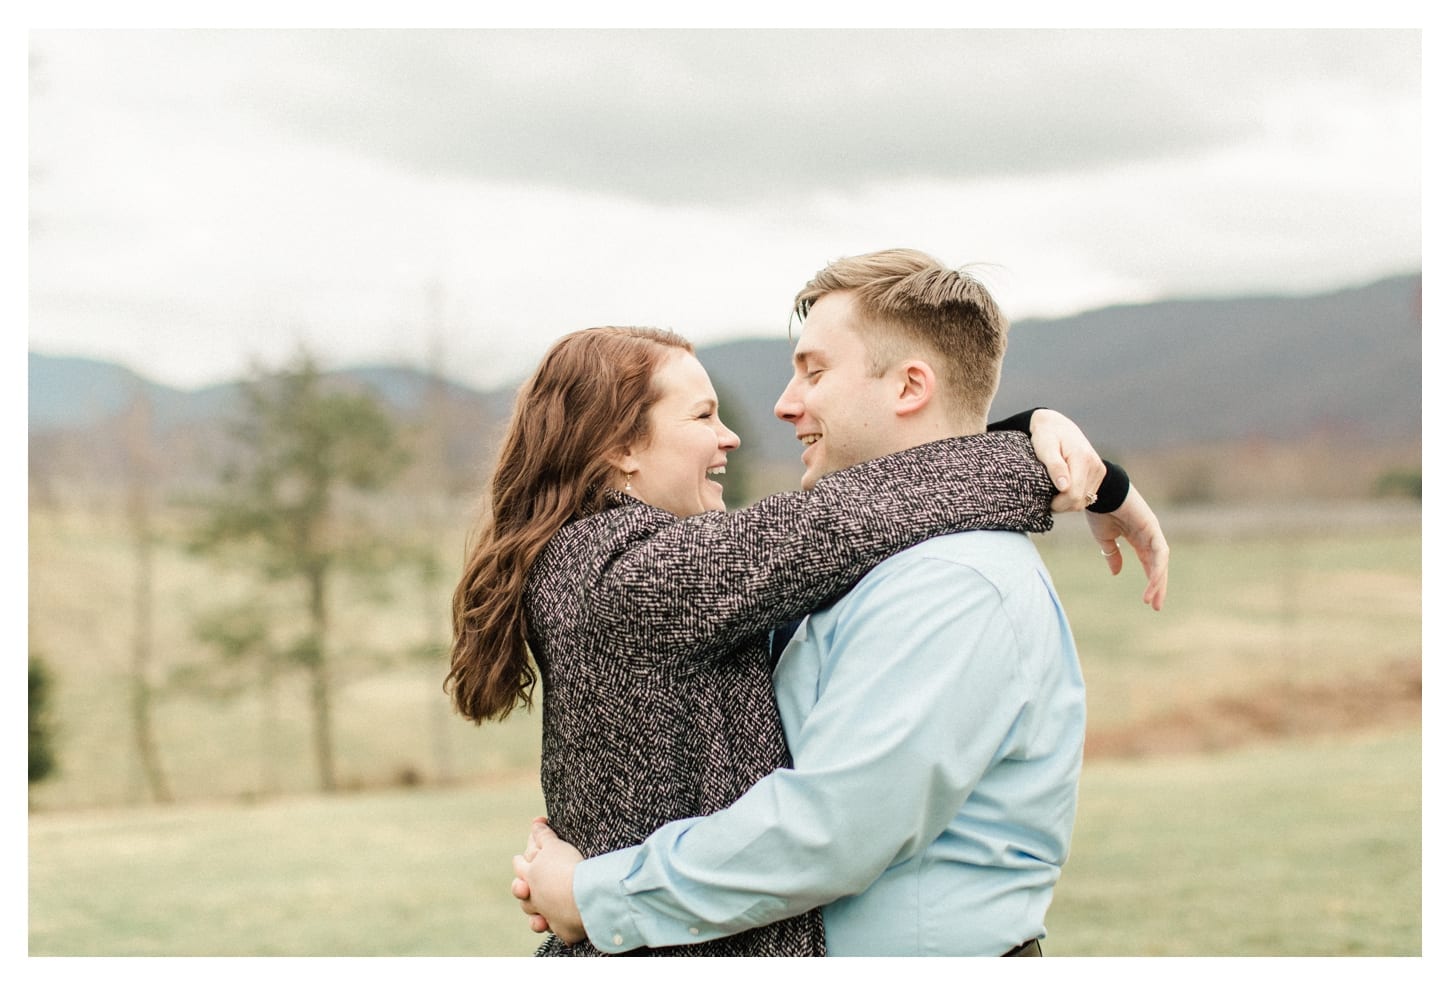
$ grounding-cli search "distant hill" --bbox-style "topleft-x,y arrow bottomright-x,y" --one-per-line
992,274 -> 1421,452
26,353 -> 232,433
28,272 -> 1421,495
693,273 -> 1422,465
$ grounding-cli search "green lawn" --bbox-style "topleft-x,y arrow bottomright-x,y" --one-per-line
29,727 -> 1420,957
28,780 -> 547,957
1049,728 -> 1421,956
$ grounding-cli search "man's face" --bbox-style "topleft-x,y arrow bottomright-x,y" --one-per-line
774,291 -> 901,490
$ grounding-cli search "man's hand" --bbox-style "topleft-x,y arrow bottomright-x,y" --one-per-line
1086,485 -> 1169,611
1028,409 -> 1108,513
509,817 -> 552,935
511,819 -> 587,945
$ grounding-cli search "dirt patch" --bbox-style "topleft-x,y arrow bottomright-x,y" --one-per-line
1084,659 -> 1422,759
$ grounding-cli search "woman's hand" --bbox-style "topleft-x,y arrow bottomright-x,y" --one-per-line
1028,409 -> 1107,512
1086,485 -> 1170,611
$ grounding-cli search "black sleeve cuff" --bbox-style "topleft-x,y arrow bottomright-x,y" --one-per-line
986,407 -> 1044,435
1089,461 -> 1131,513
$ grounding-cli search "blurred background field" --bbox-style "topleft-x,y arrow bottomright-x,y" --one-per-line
27,497 -> 1422,956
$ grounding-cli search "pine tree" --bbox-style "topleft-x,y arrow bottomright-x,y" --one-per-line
192,351 -> 408,791
29,654 -> 58,785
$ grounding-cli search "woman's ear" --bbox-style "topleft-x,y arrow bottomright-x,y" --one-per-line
894,360 -> 935,417
610,446 -> 640,477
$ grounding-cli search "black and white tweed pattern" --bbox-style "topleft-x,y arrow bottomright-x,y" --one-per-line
525,432 -> 1055,957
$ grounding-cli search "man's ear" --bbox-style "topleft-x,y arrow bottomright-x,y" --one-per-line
894,360 -> 935,417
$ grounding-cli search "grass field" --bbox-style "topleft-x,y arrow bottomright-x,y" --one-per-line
28,726 -> 1420,956
1050,728 -> 1421,956
26,499 -> 1423,957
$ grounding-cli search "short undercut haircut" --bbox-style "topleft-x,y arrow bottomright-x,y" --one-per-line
793,248 -> 1008,424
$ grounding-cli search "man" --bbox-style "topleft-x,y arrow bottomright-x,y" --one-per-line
513,248 -> 1168,956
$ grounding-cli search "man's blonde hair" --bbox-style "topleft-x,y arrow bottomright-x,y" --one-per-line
793,248 -> 1008,424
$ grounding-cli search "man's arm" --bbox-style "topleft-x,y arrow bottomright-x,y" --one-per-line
517,550 -> 1034,951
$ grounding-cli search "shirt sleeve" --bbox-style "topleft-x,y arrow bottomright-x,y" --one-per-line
573,551 -> 1033,951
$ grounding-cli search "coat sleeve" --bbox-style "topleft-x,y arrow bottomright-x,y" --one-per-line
574,431 -> 1055,671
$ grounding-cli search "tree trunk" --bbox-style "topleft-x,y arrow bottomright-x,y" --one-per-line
307,564 -> 337,792
259,649 -> 280,796
419,337 -> 457,784
129,521 -> 173,803
126,390 -> 172,804
421,540 -> 454,784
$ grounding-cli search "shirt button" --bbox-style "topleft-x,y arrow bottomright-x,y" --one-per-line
689,927 -> 700,936
612,934 -> 624,947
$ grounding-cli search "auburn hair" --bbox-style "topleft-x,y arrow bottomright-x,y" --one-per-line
446,326 -> 693,722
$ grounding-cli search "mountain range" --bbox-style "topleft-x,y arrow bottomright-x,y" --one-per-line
28,272 -> 1421,494
700,273 -> 1422,472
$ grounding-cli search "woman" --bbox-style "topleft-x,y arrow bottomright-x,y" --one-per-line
448,326 -> 1121,956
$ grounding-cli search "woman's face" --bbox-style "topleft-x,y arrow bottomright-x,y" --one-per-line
619,351 -> 741,517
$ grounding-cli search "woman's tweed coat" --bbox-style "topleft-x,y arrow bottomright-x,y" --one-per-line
524,432 -> 1055,956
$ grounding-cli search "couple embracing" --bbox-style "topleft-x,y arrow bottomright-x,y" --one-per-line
448,247 -> 1168,957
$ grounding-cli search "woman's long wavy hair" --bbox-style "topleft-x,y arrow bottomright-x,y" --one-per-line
447,326 -> 693,723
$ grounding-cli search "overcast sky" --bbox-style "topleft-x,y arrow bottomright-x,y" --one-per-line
27,27 -> 1424,391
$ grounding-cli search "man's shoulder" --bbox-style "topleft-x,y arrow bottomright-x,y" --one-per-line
886,528 -> 1041,571
828,530 -> 1042,606
815,531 -> 1064,655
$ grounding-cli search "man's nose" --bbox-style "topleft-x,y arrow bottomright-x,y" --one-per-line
774,382 -> 801,422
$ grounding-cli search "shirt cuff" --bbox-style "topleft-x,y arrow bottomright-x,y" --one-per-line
574,848 -> 648,954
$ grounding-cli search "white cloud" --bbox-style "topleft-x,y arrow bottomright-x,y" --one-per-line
26,28 -> 1424,390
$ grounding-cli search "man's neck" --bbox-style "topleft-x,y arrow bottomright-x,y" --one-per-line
893,411 -> 987,452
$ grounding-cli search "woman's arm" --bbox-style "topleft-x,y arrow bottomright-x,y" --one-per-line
570,431 -> 1055,670
990,407 -> 1109,512
1087,483 -> 1170,610
993,410 -> 1166,608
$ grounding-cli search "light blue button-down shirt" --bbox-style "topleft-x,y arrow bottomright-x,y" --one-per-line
574,530 -> 1085,956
